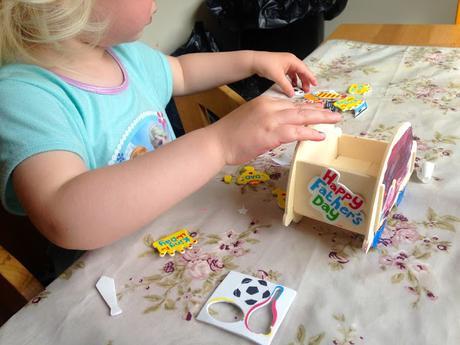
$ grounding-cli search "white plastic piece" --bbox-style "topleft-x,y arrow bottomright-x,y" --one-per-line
417,161 -> 435,183
96,276 -> 122,316
292,86 -> 305,98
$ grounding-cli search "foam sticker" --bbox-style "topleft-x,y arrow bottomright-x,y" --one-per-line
272,188 -> 286,209
313,90 -> 345,100
348,83 -> 371,95
303,93 -> 323,104
152,229 -> 197,257
197,271 -> 296,345
308,168 -> 365,226
236,166 -> 270,185
333,96 -> 364,112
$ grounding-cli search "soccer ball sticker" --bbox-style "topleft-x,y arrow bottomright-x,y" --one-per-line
233,277 -> 271,306
197,271 -> 297,345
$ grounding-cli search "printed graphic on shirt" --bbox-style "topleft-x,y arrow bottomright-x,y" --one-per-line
109,111 -> 175,165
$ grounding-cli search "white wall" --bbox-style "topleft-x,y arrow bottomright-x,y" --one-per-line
325,0 -> 458,37
141,0 -> 206,54
142,0 -> 459,54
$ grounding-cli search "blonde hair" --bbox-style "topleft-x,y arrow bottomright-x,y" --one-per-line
0,0 -> 106,66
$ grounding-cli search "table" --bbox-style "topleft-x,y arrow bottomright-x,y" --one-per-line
2,29 -> 460,345
328,24 -> 460,47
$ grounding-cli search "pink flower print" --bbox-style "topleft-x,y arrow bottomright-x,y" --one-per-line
186,259 -> 212,280
231,247 -> 245,257
232,239 -> 244,249
182,291 -> 193,301
379,255 -> 394,266
427,52 -> 443,64
412,262 -> 428,272
256,270 -> 268,280
218,231 -> 244,252
218,241 -> 231,251
379,251 -> 405,263
329,251 -> 349,264
391,252 -> 409,270
207,257 -> 224,272
218,238 -> 234,251
415,86 -> 433,99
426,291 -> 437,300
392,213 -> 408,221
395,251 -> 409,261
442,150 -> 452,156
180,248 -> 206,262
380,227 -> 395,242
415,140 -> 430,152
163,261 -> 175,273
394,261 -> 407,270
391,225 -> 420,245
224,229 -> 239,241
184,311 -> 193,321
405,286 -> 418,295
437,244 -> 449,251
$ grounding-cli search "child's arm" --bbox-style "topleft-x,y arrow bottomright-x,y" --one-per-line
168,51 -> 316,97
13,98 -> 340,250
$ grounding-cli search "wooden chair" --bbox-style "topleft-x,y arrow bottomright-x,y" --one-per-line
174,85 -> 246,133
0,208 -> 46,325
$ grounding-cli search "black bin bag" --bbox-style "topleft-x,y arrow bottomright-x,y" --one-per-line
172,21 -> 220,56
206,0 -> 348,98
207,0 -> 347,57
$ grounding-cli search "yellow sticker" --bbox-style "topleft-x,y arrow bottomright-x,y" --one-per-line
272,188 -> 286,209
348,83 -> 371,95
313,90 -> 344,100
303,93 -> 323,103
236,166 -> 270,185
333,96 -> 364,112
152,229 -> 197,257
223,175 -> 233,184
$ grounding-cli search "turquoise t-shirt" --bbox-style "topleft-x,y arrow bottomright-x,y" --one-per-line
0,42 -> 176,215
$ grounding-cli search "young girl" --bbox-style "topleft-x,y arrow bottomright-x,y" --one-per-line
0,0 -> 341,252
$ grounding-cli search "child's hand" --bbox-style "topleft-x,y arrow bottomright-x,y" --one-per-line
210,96 -> 341,165
252,51 -> 317,97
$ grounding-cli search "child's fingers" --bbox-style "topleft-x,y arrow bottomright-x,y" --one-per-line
293,61 -> 317,88
256,96 -> 308,110
276,74 -> 295,97
273,124 -> 326,144
277,107 -> 341,126
288,72 -> 298,87
298,70 -> 317,92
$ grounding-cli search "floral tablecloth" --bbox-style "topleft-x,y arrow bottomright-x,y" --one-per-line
1,40 -> 460,345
